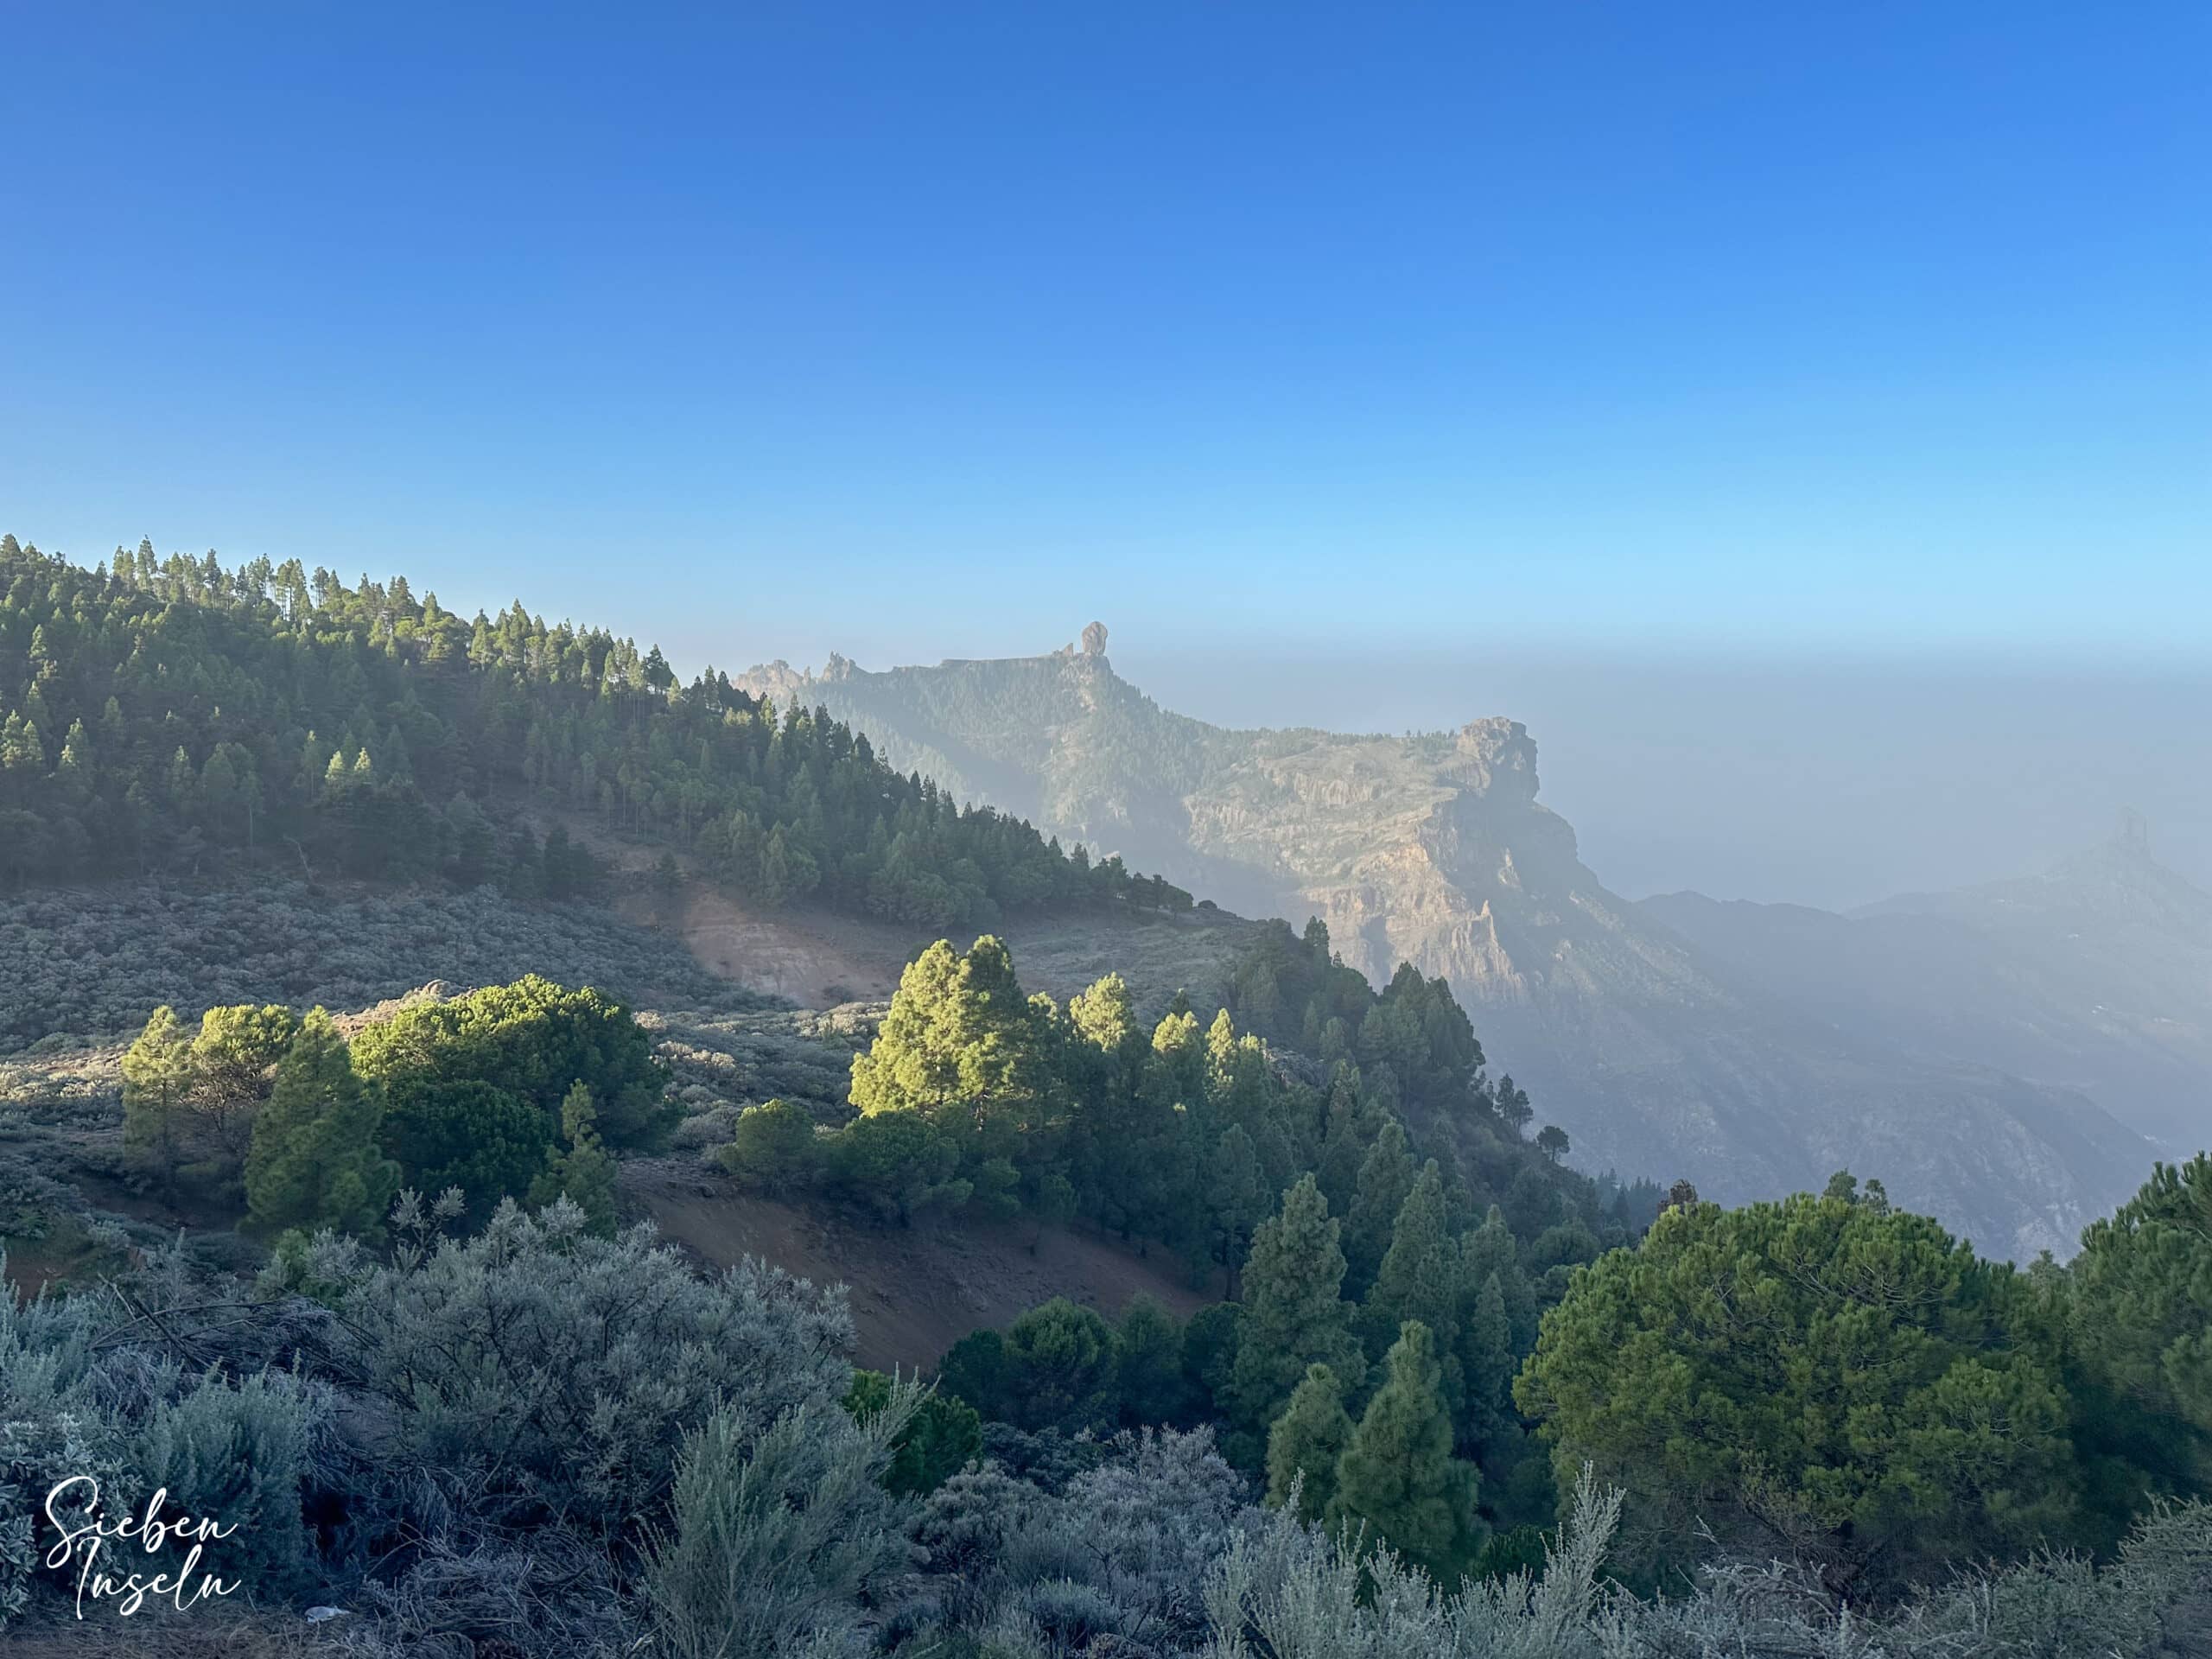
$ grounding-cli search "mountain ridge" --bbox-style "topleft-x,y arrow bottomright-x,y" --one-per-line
736,637 -> 2181,1260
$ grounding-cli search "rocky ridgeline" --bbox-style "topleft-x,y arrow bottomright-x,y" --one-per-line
733,638 -> 2186,1260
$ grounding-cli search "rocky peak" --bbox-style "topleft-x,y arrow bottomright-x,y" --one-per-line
1444,717 -> 1541,800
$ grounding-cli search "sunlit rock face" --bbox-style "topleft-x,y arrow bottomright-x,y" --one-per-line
737,642 -> 2176,1261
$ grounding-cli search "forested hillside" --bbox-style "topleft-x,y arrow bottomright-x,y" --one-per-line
736,636 -> 2162,1260
0,536 -> 1187,929
3,540 -> 2209,1656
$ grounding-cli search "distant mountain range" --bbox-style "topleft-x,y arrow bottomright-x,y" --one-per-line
739,632 -> 2205,1258
1645,823 -> 2212,1154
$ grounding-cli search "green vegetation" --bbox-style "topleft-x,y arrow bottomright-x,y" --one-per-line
105,975 -> 671,1234
1516,1179 -> 2079,1594
719,928 -> 1637,1280
3,538 -> 2207,1653
842,1367 -> 983,1497
2071,1153 -> 2212,1492
1329,1320 -> 1485,1585
9,1169 -> 2204,1655
1265,1362 -> 1353,1522
242,1007 -> 398,1237
350,972 -> 676,1150
0,535 -> 1188,928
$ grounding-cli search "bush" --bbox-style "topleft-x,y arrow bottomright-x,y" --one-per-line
643,1389 -> 921,1659
349,974 -> 677,1151
137,1368 -> 329,1594
716,1096 -> 823,1194
846,1369 -> 982,1497
1001,1298 -> 1120,1435
297,1194 -> 853,1540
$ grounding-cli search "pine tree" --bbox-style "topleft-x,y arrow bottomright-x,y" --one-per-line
2071,1152 -> 2212,1494
1266,1362 -> 1353,1522
529,1080 -> 620,1235
1328,1320 -> 1484,1587
1462,1203 -> 1539,1354
1364,1160 -> 1459,1361
121,1006 -> 196,1199
1114,1294 -> 1195,1427
1209,1124 -> 1266,1281
762,823 -> 795,906
1456,1269 -> 1517,1459
1344,1118 -> 1415,1296
1227,1174 -> 1363,1460
245,1008 -> 397,1237
1314,1068 -> 1366,1217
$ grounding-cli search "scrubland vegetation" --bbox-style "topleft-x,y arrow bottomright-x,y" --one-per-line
5,915 -> 2205,1655
3,537 -> 2207,1655
4,1176 -> 2207,1657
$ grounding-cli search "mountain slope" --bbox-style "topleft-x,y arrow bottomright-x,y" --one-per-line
740,635 -> 2159,1258
1647,824 -> 2212,1154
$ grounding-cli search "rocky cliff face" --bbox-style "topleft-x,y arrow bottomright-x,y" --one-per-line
737,642 -> 2164,1258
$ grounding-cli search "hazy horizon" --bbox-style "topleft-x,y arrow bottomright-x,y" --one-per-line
10,525 -> 2206,912
9,3 -> 2205,916
718,625 -> 2212,914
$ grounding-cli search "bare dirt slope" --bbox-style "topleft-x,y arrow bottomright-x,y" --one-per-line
675,882 -> 1258,1019
678,887 -> 906,1007
625,1158 -> 1216,1372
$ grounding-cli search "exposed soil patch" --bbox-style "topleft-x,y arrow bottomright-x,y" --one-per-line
677,889 -> 906,1008
625,1157 -> 1217,1372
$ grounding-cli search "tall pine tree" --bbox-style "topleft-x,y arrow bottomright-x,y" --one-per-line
245,1009 -> 397,1237
121,1006 -> 195,1200
1227,1174 -> 1363,1464
1328,1320 -> 1484,1587
1266,1362 -> 1354,1523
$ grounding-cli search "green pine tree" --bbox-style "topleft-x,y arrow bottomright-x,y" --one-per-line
1227,1174 -> 1363,1462
121,1005 -> 196,1200
529,1080 -> 620,1235
1114,1294 -> 1195,1427
1363,1160 -> 1459,1363
1266,1362 -> 1353,1522
245,1008 -> 397,1237
1328,1320 -> 1484,1587
1456,1268 -> 1518,1459
1344,1118 -> 1415,1297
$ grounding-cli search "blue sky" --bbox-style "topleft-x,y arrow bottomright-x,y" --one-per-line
3,2 -> 2207,679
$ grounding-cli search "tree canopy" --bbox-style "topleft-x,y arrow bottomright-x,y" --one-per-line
1515,1180 -> 2087,1595
0,537 -> 1191,927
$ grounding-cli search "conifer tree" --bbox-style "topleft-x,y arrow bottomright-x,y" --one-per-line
1209,1124 -> 1266,1282
121,1005 -> 196,1199
1114,1294 -> 1195,1427
1457,1268 -> 1518,1459
1461,1203 -> 1539,1354
188,1003 -> 297,1164
245,1008 -> 397,1237
1001,1297 -> 1119,1434
1328,1320 -> 1484,1587
1227,1174 -> 1363,1460
1516,1185 -> 2082,1587
1344,1118 -> 1415,1297
529,1080 -> 620,1236
2071,1152 -> 2212,1494
1266,1362 -> 1353,1523
1313,1068 -> 1367,1217
1363,1160 -> 1459,1359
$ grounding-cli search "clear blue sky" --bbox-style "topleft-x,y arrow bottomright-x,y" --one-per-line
3,2 -> 2207,677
